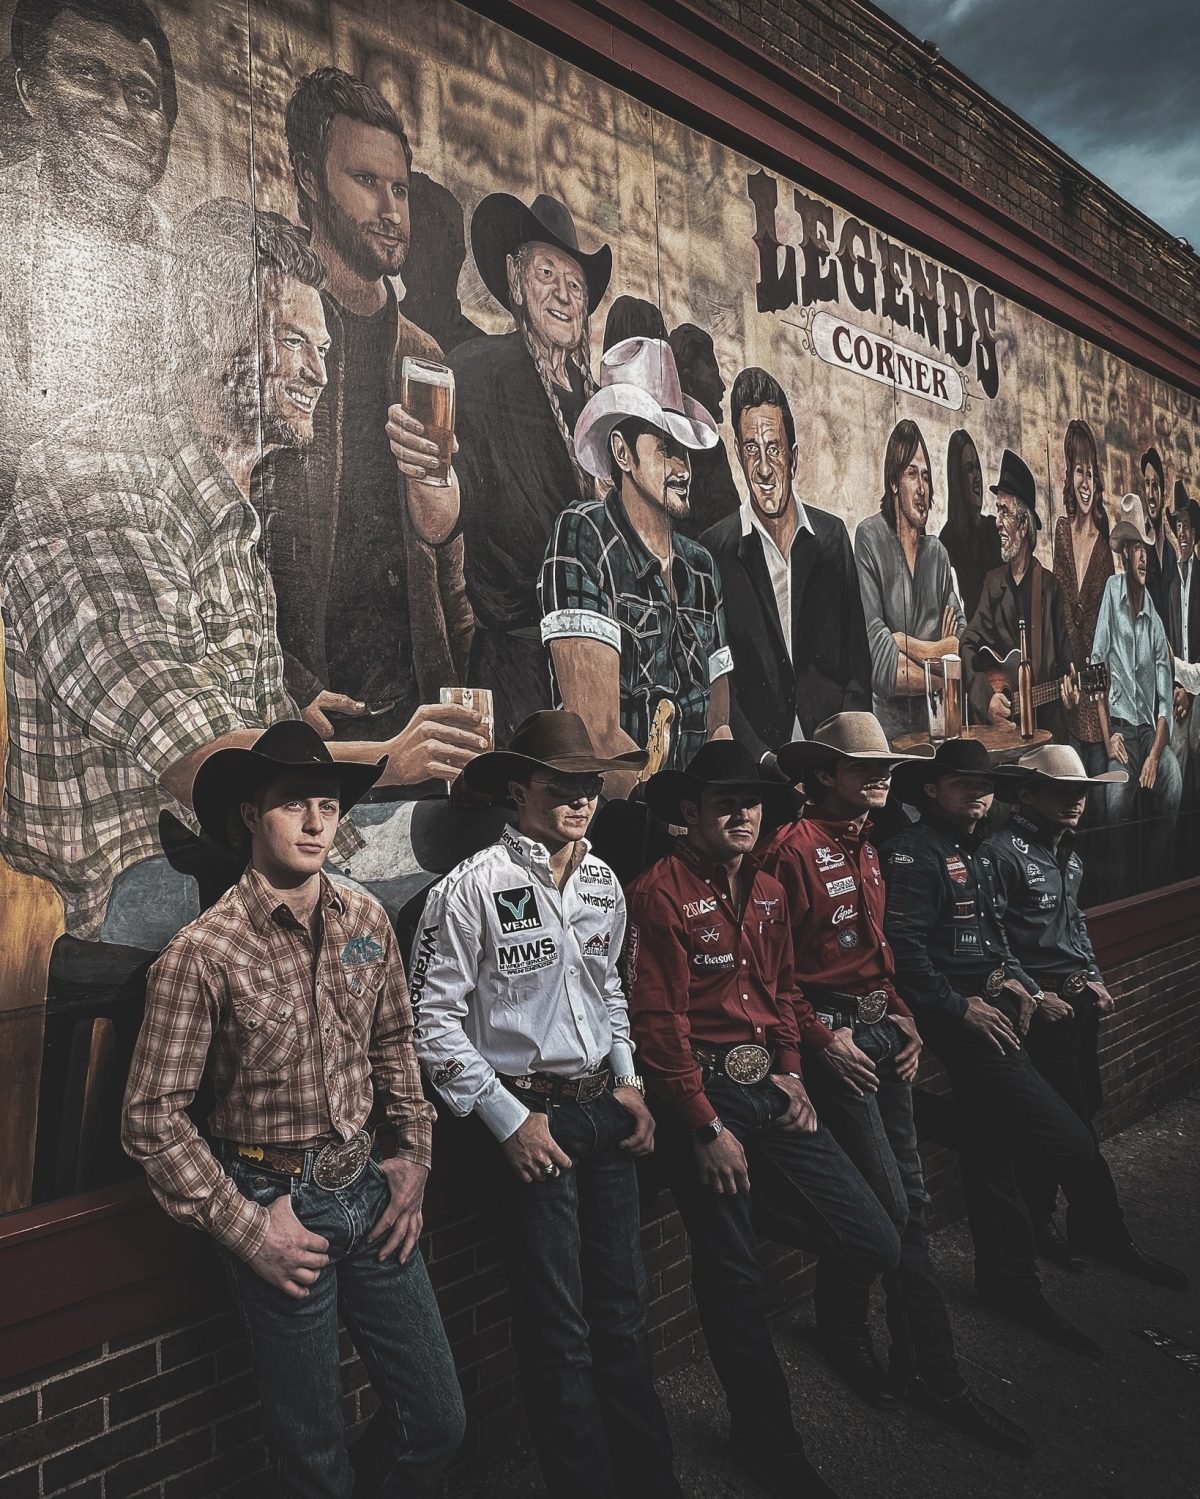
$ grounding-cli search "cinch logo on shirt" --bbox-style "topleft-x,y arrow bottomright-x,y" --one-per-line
684,898 -> 718,918
583,932 -> 611,956
498,937 -> 557,974
579,890 -> 616,910
494,886 -> 541,932
825,876 -> 856,897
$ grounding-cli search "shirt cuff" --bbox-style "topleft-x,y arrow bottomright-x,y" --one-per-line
540,607 -> 620,652
474,1079 -> 531,1142
709,646 -> 734,682
609,1040 -> 636,1078
801,1018 -> 837,1050
390,1117 -> 433,1172
774,1046 -> 804,1075
677,1090 -> 720,1130
886,990 -> 913,1019
212,1192 -> 271,1263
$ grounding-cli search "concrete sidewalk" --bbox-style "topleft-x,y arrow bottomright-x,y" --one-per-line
447,1088 -> 1200,1499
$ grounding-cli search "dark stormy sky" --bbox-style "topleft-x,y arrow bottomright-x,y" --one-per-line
875,0 -> 1200,249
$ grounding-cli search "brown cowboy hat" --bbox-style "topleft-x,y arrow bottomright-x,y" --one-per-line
470,192 -> 612,315
192,720 -> 386,852
463,710 -> 647,800
643,739 -> 796,826
775,712 -> 935,780
991,742 -> 1127,800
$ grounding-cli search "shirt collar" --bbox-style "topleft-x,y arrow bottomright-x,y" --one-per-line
801,810 -> 873,844
238,865 -> 345,935
501,823 -> 591,871
1119,579 -> 1154,621
919,807 -> 982,850
739,490 -> 814,544
1008,810 -> 1072,859
605,491 -> 668,582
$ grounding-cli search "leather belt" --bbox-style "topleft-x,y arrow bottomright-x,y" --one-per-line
1031,970 -> 1092,999
221,1128 -> 374,1191
502,1068 -> 610,1104
808,988 -> 891,1025
691,1041 -> 772,1085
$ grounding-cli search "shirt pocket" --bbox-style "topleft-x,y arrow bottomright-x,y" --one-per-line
615,594 -> 664,645
231,989 -> 304,1074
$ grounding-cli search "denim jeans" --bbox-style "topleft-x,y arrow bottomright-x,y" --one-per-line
1102,720 -> 1183,886
657,1073 -> 901,1449
486,1089 -> 680,1499
804,1015 -> 961,1396
222,1153 -> 465,1499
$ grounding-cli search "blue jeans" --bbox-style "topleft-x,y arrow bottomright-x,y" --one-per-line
657,1074 -> 901,1449
1103,720 -> 1183,887
222,1154 -> 465,1498
486,1089 -> 680,1499
804,1014 -> 961,1397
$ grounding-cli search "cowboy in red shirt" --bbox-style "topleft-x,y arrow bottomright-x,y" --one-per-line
761,712 -> 1029,1455
624,740 -> 900,1499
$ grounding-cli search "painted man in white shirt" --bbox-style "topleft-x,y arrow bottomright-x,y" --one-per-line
411,711 -> 683,1499
1167,492 -> 1200,782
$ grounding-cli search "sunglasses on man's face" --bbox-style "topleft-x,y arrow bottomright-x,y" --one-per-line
533,775 -> 604,802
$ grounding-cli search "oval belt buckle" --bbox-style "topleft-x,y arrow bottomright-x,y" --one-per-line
858,991 -> 889,1025
724,1043 -> 772,1085
985,968 -> 1007,1000
313,1129 -> 372,1191
1063,971 -> 1089,999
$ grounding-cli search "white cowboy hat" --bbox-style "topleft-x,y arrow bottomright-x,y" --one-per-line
573,336 -> 718,481
993,742 -> 1127,798
776,712 -> 936,777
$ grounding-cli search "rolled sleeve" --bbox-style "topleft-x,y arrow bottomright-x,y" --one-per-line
538,505 -> 616,649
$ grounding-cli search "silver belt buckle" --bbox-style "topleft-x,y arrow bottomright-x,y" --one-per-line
575,1070 -> 609,1104
857,991 -> 889,1024
1063,971 -> 1090,999
312,1129 -> 372,1190
723,1043 -> 772,1085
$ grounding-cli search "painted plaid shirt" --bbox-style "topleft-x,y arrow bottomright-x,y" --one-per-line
0,400 -> 296,937
539,494 -> 733,768
122,868 -> 433,1261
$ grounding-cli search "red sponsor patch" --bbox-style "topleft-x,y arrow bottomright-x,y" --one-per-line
945,855 -> 969,886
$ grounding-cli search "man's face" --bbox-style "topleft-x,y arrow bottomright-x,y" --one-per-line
925,771 -> 994,828
1022,781 -> 1087,830
258,274 -> 330,449
1142,462 -> 1163,527
685,788 -> 762,862
510,242 -> 587,353
994,494 -> 1030,564
960,443 -> 984,515
894,446 -> 931,533
736,403 -> 795,521
1125,541 -> 1148,587
1071,457 -> 1096,519
817,760 -> 893,814
243,772 -> 341,883
512,773 -> 600,850
617,428 -> 692,522
311,115 -> 410,281
1175,514 -> 1195,565
19,9 -> 171,196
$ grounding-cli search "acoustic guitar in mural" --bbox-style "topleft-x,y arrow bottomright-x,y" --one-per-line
976,650 -> 1110,710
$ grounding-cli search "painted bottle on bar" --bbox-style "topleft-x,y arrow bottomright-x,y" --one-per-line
1017,619 -> 1035,739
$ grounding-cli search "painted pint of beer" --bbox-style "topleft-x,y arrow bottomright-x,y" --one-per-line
942,653 -> 963,739
401,356 -> 455,486
439,687 -> 495,755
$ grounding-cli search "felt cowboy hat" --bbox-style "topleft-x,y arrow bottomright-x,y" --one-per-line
775,712 -> 935,780
573,336 -> 719,482
470,192 -> 612,315
988,448 -> 1042,529
991,742 -> 1127,800
891,735 -> 1006,799
463,710 -> 647,800
191,720 -> 387,853
643,739 -> 795,826
1170,493 -> 1200,536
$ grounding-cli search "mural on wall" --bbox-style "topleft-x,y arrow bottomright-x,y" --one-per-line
1,0 -> 1199,1211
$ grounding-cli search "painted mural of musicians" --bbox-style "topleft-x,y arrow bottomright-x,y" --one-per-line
260,67 -> 482,780
538,336 -> 730,786
450,193 -> 612,740
961,449 -> 1076,736
702,366 -> 871,761
939,430 -> 999,623
1139,445 -> 1178,623
668,322 -> 741,539
854,419 -> 965,741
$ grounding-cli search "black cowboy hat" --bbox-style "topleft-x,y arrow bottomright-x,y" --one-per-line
644,740 -> 794,826
192,720 -> 386,853
989,447 -> 1041,530
463,710 -> 646,801
470,192 -> 613,315
891,736 -> 1006,800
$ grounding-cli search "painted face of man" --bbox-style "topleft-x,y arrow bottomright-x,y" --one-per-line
615,428 -> 692,521
994,493 -> 1031,564
19,9 -> 172,197
242,772 -> 342,884
736,403 -> 795,521
259,273 -> 330,449
1071,457 -> 1095,519
960,442 -> 984,515
509,242 -> 587,354
894,447 -> 931,533
683,788 -> 763,863
1175,513 -> 1195,565
1125,540 -> 1148,587
1142,462 -> 1163,526
310,114 -> 410,281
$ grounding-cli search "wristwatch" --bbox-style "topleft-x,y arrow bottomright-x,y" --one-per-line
693,1118 -> 725,1144
612,1074 -> 645,1095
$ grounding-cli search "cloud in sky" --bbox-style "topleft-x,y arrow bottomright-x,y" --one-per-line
874,0 -> 1200,248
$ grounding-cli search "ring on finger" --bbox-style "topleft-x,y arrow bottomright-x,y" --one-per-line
542,1162 -> 560,1179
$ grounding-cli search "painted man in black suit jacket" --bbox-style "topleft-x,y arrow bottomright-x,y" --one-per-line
701,366 -> 870,762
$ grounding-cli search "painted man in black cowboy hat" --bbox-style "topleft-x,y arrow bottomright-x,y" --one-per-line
759,716 -> 1028,1453
882,737 -> 1114,1358
961,448 -> 1076,734
624,738 -> 902,1499
984,744 -> 1187,1290
411,711 -> 682,1499
449,193 -> 613,739
123,720 -> 465,1496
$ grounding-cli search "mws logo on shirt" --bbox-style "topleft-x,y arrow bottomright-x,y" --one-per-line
498,937 -> 558,975
494,885 -> 541,933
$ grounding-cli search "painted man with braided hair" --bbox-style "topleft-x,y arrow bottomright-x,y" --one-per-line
450,193 -> 612,739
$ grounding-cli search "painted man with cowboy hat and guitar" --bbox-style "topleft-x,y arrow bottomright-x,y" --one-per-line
122,720 -> 465,1496
539,334 -> 732,792
410,710 -> 683,1499
882,737 -> 1121,1359
984,743 -> 1187,1291
624,737 -> 902,1499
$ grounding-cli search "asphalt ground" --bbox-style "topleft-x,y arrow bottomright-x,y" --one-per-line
448,1087 -> 1200,1499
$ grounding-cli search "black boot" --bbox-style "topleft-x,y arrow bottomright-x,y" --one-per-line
906,1381 -> 1033,1456
1034,1218 -> 1085,1271
729,1432 -> 843,1499
815,1333 -> 899,1409
978,1287 -> 1104,1358
1072,1235 -> 1190,1291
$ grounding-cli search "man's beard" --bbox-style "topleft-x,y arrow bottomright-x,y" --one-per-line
218,348 -> 313,451
662,483 -> 691,520
317,184 -> 408,282
999,531 -> 1021,563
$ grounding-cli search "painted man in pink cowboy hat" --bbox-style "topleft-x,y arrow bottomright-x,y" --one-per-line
538,334 -> 732,789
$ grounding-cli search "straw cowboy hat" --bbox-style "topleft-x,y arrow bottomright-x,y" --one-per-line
1110,494 -> 1154,552
470,192 -> 612,315
643,740 -> 796,826
992,742 -> 1127,800
192,720 -> 386,852
463,710 -> 647,800
891,735 -> 1007,800
775,712 -> 935,780
573,336 -> 719,482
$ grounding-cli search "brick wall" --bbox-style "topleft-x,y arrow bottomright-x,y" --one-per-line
675,0 -> 1200,336
1,935 -> 1197,1498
